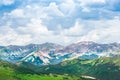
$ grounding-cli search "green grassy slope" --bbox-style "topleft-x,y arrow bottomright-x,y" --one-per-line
0,60 -> 95,80
0,57 -> 119,80
37,57 -> 120,80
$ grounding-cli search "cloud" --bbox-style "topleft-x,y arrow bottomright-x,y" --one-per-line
61,20 -> 85,36
76,18 -> 120,43
106,0 -> 120,11
45,2 -> 64,17
79,0 -> 106,6
59,0 -> 76,15
8,9 -> 25,18
0,0 -> 15,5
16,18 -> 53,36
0,18 -> 54,46
0,0 -> 120,45
0,23 -> 32,46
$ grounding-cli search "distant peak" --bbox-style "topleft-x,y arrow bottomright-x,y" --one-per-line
42,42 -> 55,45
75,41 -> 96,45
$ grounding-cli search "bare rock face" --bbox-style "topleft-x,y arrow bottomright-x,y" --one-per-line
0,41 -> 120,65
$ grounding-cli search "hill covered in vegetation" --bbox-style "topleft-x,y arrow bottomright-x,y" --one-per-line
36,57 -> 120,80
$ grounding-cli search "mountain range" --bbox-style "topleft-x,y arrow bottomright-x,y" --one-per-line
0,41 -> 120,66
0,41 -> 120,80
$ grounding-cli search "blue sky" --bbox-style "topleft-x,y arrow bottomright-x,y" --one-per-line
0,0 -> 120,45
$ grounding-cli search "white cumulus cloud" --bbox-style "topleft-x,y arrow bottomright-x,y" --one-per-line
0,0 -> 120,45
0,0 -> 15,5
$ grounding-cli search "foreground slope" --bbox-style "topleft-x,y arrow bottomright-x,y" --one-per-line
36,57 -> 120,80
0,57 -> 120,80
0,60 -> 96,80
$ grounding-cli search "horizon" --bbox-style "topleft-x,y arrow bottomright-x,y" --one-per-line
1,41 -> 120,46
0,0 -> 120,45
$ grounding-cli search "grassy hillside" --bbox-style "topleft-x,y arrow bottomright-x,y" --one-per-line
0,57 -> 120,80
37,57 -> 120,80
0,60 -> 95,80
